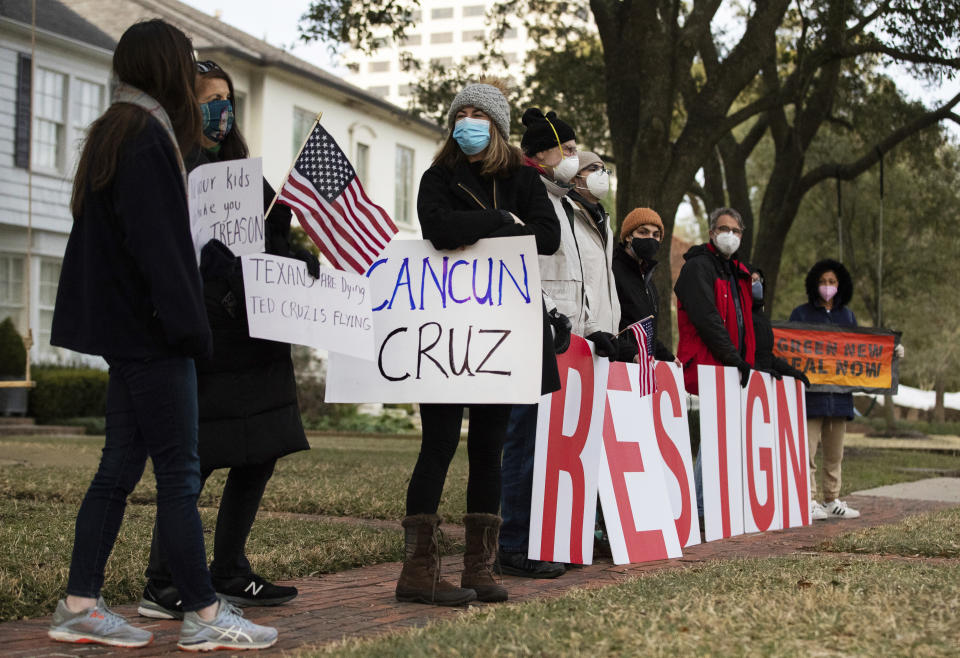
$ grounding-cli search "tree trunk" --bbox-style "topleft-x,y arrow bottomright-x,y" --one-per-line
934,374 -> 946,424
883,393 -> 897,433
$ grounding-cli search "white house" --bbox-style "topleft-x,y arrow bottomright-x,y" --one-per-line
0,0 -> 444,364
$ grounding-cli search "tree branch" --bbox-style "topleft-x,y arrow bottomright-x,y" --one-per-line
799,90 -> 960,194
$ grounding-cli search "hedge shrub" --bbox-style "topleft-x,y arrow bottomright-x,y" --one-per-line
29,367 -> 109,422
0,318 -> 26,377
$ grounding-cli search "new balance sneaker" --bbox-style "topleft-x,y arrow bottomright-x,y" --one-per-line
138,580 -> 184,620
177,597 -> 278,652
213,573 -> 298,607
824,499 -> 860,519
48,597 -> 153,648
810,501 -> 829,521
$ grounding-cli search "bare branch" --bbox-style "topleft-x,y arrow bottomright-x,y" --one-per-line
799,90 -> 960,194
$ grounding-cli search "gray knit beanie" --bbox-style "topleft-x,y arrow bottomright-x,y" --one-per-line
446,83 -> 511,139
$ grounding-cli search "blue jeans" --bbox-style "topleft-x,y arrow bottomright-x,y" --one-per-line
66,356 -> 217,611
499,403 -> 538,553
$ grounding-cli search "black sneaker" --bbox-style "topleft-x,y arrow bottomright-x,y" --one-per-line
495,550 -> 565,579
212,573 -> 298,607
137,581 -> 184,620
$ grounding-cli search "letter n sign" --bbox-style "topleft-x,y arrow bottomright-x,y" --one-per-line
777,376 -> 810,528
741,370 -> 782,533
529,335 -> 606,565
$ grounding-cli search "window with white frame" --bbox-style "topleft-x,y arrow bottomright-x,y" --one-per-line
292,106 -> 316,158
355,143 -> 370,183
0,255 -> 26,332
32,68 -> 67,171
71,78 -> 104,135
38,259 -> 61,355
394,145 -> 415,225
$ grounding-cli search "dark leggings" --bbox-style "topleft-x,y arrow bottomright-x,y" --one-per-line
146,459 -> 277,584
406,403 -> 511,516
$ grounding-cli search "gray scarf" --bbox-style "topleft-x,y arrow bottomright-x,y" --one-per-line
112,82 -> 187,194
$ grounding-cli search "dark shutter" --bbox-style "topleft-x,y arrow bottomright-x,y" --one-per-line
15,53 -> 32,169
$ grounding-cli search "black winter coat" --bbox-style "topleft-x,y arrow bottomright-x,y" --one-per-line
189,148 -> 309,469
417,159 -> 562,394
52,117 -> 211,359
752,301 -> 806,380
612,244 -> 675,362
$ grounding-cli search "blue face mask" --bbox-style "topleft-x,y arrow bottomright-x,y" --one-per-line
752,280 -> 764,302
452,117 -> 491,156
201,99 -> 234,143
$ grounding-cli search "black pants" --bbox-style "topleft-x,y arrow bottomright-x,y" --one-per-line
406,403 -> 511,516
146,459 -> 277,585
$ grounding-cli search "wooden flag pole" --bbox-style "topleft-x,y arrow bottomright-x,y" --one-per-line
614,315 -> 654,338
263,111 -> 323,219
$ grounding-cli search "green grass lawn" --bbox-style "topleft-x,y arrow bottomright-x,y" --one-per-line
0,498 -> 406,622
314,556 -> 960,657
819,506 -> 960,558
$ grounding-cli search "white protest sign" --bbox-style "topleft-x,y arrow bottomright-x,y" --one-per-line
241,254 -> 374,360
529,335 -> 607,565
698,364 -> 745,542
741,370 -> 782,534
776,376 -> 811,528
325,236 -> 543,403
598,361 -> 683,565
189,157 -> 265,262
652,361 -> 700,548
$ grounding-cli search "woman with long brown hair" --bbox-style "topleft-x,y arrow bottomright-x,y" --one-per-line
397,81 -> 560,606
47,20 -> 276,651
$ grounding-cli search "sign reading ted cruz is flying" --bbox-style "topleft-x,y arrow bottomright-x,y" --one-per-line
771,322 -> 901,394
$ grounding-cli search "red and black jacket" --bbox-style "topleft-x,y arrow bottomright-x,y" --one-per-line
674,243 -> 755,394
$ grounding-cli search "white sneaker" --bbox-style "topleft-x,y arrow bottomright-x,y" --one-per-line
810,501 -> 828,521
824,499 -> 860,519
177,597 -> 277,651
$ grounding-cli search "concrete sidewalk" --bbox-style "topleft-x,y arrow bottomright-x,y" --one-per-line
1,490 -> 955,656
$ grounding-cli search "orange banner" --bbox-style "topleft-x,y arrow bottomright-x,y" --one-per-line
771,323 -> 900,394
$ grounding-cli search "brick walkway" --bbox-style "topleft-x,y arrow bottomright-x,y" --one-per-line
1,494 -> 953,656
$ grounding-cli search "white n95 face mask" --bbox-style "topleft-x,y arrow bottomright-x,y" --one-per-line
554,155 -> 580,183
714,231 -> 741,256
585,170 -> 609,197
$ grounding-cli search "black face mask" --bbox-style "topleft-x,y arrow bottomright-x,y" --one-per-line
630,237 -> 660,262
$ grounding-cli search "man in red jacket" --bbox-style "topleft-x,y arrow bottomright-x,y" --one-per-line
674,207 -> 755,395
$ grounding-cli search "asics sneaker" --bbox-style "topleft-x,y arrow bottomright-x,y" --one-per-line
177,597 -> 278,652
48,597 -> 153,648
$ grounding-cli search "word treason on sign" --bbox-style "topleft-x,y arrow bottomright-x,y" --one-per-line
325,237 -> 544,404
188,157 -> 265,263
771,322 -> 901,394
529,357 -> 810,566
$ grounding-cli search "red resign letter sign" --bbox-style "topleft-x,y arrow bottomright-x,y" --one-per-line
741,371 -> 782,533
597,361 -> 683,564
698,365 -> 745,541
777,376 -> 811,528
529,335 -> 607,564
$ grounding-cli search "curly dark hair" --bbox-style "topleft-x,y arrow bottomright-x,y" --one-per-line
804,259 -> 853,308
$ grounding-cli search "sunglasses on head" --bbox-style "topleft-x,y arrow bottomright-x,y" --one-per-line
196,60 -> 222,74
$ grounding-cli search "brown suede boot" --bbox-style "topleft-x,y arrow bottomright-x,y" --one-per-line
395,514 -> 477,606
461,513 -> 508,602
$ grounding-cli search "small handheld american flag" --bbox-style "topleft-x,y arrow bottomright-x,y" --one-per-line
276,120 -> 397,274
625,315 -> 656,396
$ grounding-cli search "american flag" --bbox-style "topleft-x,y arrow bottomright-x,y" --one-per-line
277,122 -> 397,273
626,315 -> 656,396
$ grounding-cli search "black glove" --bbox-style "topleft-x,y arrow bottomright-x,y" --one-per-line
760,367 -> 783,380
548,309 -> 572,354
794,370 -> 811,387
587,331 -> 618,359
291,247 -> 320,278
736,360 -> 751,388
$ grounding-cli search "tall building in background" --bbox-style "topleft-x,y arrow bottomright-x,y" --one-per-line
342,0 -> 529,108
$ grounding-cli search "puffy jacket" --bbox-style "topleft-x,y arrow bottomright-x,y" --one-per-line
569,192 -> 620,336
674,242 -> 755,394
534,174 -> 587,334
789,302 -> 857,419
